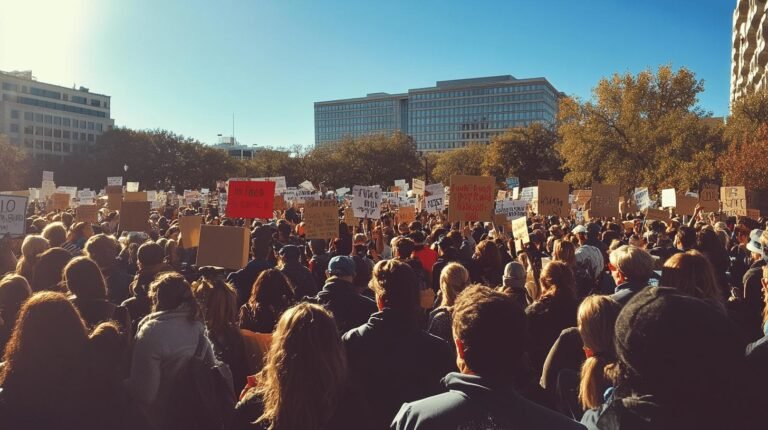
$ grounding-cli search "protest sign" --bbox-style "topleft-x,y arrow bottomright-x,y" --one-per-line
352,185 -> 382,219
119,201 -> 150,232
336,187 -> 350,196
412,178 -> 425,196
519,186 -> 538,203
107,193 -> 122,211
394,179 -> 409,191
196,225 -> 250,270
299,180 -> 316,192
252,176 -> 287,194
644,208 -> 672,224
303,200 -> 339,240
511,216 -> 530,244
226,181 -> 276,219
273,195 -> 287,211
721,186 -> 747,217
634,187 -> 650,211
495,199 -> 527,220
537,180 -> 569,217
107,177 -> 123,186
106,185 -> 123,195
424,183 -> 445,214
397,206 -> 417,225
448,175 -> 495,222
675,193 -> 698,216
179,215 -> 203,249
124,191 -> 148,202
699,183 -> 720,212
49,192 -> 71,210
506,177 -> 519,189
344,207 -> 357,224
75,205 -> 99,224
42,171 -> 54,182
126,182 -> 139,193
512,187 -> 520,200
661,188 -> 676,208
590,183 -> 620,218
0,195 -> 28,238
41,180 -> 56,200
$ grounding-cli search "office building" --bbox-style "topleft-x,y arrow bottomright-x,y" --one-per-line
731,0 -> 768,104
314,75 -> 561,151
211,136 -> 266,160
0,70 -> 115,160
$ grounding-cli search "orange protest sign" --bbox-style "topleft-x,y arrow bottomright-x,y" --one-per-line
397,206 -> 417,225
448,175 -> 495,222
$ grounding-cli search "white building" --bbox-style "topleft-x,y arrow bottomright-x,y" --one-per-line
0,70 -> 115,160
731,0 -> 768,105
211,136 -> 265,160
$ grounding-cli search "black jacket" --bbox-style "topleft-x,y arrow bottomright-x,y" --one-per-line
342,308 -> 454,429
279,262 -> 318,299
227,259 -> 275,307
306,277 -> 377,334
392,372 -> 585,430
525,295 -> 578,377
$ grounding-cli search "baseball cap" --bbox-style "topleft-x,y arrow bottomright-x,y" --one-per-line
746,229 -> 765,257
572,225 -> 587,235
503,261 -> 526,289
328,255 -> 356,277
278,244 -> 301,260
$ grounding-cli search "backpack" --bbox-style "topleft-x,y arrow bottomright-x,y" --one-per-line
169,332 -> 236,430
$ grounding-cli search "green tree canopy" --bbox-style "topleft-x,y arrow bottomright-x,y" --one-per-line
482,123 -> 562,187
431,144 -> 486,184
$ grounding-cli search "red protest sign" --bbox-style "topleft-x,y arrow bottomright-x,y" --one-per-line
226,181 -> 276,219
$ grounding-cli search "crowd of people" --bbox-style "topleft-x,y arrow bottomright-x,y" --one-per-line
0,198 -> 767,430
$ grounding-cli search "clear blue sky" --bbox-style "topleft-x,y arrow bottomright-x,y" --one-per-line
0,0 -> 733,149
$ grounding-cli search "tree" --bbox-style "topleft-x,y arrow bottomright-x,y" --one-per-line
557,65 -> 726,192
482,123 -> 562,186
718,124 -> 768,190
725,88 -> 768,143
0,135 -> 30,191
430,144 -> 486,184
243,148 -> 304,186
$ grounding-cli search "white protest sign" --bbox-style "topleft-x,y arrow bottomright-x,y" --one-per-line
412,178 -> 425,196
126,182 -> 140,193
107,176 -> 123,186
424,183 -> 445,214
495,200 -> 527,220
41,180 -> 56,200
336,187 -> 350,196
28,188 -> 40,201
42,171 -> 54,182
661,188 -> 676,208
512,187 -> 520,200
352,185 -> 382,218
252,176 -> 287,194
634,187 -> 650,211
299,180 -> 316,192
57,186 -> 78,202
519,186 -> 538,203
394,179 -> 409,191
0,195 -> 28,238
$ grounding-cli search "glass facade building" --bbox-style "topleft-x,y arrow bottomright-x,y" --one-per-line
314,75 -> 561,151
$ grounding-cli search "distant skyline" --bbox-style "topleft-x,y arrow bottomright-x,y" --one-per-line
0,0 -> 733,148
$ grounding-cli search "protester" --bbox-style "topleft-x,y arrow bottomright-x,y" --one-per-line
470,239 -> 504,287
238,268 -> 295,333
660,250 -> 725,308
0,274 -> 31,356
228,227 -> 276,306
427,262 -> 470,345
307,239 -> 331,289
30,247 -> 72,292
62,221 -> 94,256
41,221 -> 68,247
577,296 -> 621,413
230,303 -> 370,430
14,234 -> 49,281
122,242 -> 172,332
85,233 -> 132,304
607,245 -> 654,305
277,244 -> 317,299
343,260 -> 453,428
64,256 -> 131,331
392,285 -> 585,430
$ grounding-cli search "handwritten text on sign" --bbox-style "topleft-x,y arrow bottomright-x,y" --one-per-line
352,186 -> 382,218
226,181 -> 276,219
721,186 -> 747,217
0,195 -> 28,237
448,175 -> 495,222
304,200 -> 339,240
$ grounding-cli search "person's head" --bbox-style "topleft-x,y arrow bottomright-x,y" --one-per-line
137,242 -> 164,269
83,234 -> 120,269
539,260 -> 576,301
612,287 -> 742,428
473,240 -> 502,270
369,259 -> 419,315
249,269 -> 295,314
63,257 -> 107,300
30,248 -> 72,292
452,285 -> 526,382
20,235 -> 49,261
0,275 -> 32,337
661,251 -> 724,307
278,245 -> 302,266
746,229 -> 766,262
255,303 -> 347,430
577,295 -> 622,409
608,245 -> 654,286
439,262 -> 470,308
276,222 -> 292,239
552,239 -> 576,267
586,222 -> 601,240
572,225 -> 588,244
41,222 -> 67,247
192,275 -> 238,336
391,236 -> 415,260
308,239 -> 327,255
675,226 -> 697,250
149,272 -> 201,321
326,255 -> 356,282
66,221 -> 93,243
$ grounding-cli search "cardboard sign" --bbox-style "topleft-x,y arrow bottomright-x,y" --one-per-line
634,187 -> 651,211
75,205 -> 99,224
397,206 -> 417,225
644,208 -> 672,224
344,207 -> 357,224
589,183 -> 620,219
106,185 -> 123,195
537,180 -> 569,217
448,175 -> 495,222
746,208 -> 761,220
124,191 -> 148,202
303,200 -> 339,240
107,176 -> 123,186
519,186 -> 538,203
42,171 -> 54,182
273,195 -> 287,211
511,216 -> 530,244
721,186 -> 747,217
179,215 -> 203,249
252,176 -> 287,194
196,225 -> 250,270
41,180 -> 56,200
107,194 -> 122,211
495,199 -> 527,220
226,181 -> 276,219
699,184 -> 720,213
49,192 -> 71,210
119,201 -> 150,232
412,178 -> 425,196
299,180 -> 316,192
661,188 -> 676,208
352,185 -> 382,219
675,193 -> 698,216
506,177 -> 519,189
424,183 -> 445,214
0,195 -> 28,238
126,182 -> 139,193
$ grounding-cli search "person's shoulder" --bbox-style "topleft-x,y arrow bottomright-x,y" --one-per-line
516,392 -> 587,429
391,391 -> 468,430
341,321 -> 372,344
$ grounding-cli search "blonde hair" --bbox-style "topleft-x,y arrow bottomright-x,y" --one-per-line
608,245 -> 654,283
439,263 -> 470,308
552,239 -> 576,267
578,295 -> 621,410
254,303 -> 346,430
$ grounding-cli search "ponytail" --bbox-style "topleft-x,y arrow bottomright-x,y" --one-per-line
579,354 -> 611,409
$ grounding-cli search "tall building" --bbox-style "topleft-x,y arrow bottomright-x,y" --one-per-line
314,75 -> 561,151
731,0 -> 768,105
211,136 -> 264,160
0,70 -> 115,160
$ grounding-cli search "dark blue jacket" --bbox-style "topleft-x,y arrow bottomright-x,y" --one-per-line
343,308 -> 454,429
392,372 -> 585,430
307,277 -> 377,334
227,259 -> 275,307
611,281 -> 648,306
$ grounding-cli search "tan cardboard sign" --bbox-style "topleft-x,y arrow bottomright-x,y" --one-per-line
303,200 -> 339,240
590,183 -> 620,219
537,180 -> 569,217
721,186 -> 747,217
119,201 -> 150,233
179,215 -> 203,249
196,225 -> 250,270
447,175 -> 495,222
75,205 -> 99,224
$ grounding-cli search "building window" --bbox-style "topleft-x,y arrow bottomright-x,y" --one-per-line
54,142 -> 62,151
54,116 -> 61,125
24,138 -> 32,148
44,128 -> 52,137
63,118 -> 71,127
24,112 -> 33,121
1,82 -> 18,91
73,119 -> 79,128
54,129 -> 61,138
80,121 -> 86,129
88,133 -> 94,142
63,130 -> 70,139
10,124 -> 20,133
44,115 -> 52,124
11,110 -> 19,119
24,125 -> 33,135
96,123 -> 103,132
63,142 -> 70,152
35,113 -> 43,122
34,140 -> 43,149
90,99 -> 101,107
88,122 -> 94,130
35,126 -> 43,136
44,141 -> 52,151
71,95 -> 87,104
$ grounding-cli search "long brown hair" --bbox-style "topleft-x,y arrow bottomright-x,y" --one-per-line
149,272 -> 202,321
661,251 -> 724,308
248,269 -> 295,313
64,256 -> 108,300
192,276 -> 239,338
539,261 -> 576,301
553,239 -> 576,267
578,295 -> 621,409
254,303 -> 347,430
